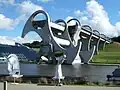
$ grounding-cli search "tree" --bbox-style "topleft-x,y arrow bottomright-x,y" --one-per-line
112,36 -> 120,43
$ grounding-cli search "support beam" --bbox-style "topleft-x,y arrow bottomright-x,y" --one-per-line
90,30 -> 100,55
79,25 -> 96,64
98,34 -> 107,50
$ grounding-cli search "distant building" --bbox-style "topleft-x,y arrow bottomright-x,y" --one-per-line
0,42 -> 39,63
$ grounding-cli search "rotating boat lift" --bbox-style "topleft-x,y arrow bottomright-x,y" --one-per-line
20,9 -> 112,86
21,10 -> 111,65
21,10 -> 82,65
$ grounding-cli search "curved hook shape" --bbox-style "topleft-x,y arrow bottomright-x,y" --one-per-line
67,18 -> 81,46
54,19 -> 71,41
81,25 -> 93,32
67,18 -> 81,26
21,10 -> 49,39
79,25 -> 97,64
93,30 -> 100,37
54,19 -> 67,31
100,34 -> 106,40
48,18 -> 82,64
80,25 -> 93,51
21,10 -> 66,65
22,10 -> 67,50
91,30 -> 101,55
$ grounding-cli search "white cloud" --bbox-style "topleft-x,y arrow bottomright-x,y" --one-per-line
0,13 -> 28,30
0,35 -> 42,45
65,16 -> 77,26
19,1 -> 43,15
0,0 -> 15,4
0,14 -> 18,30
0,0 -> 43,16
0,1 -> 43,30
115,22 -> 120,35
21,32 -> 42,43
16,1 -> 44,24
86,0 -> 119,37
72,0 -> 120,37
37,0 -> 53,3
16,1 -> 44,31
74,10 -> 84,17
118,11 -> 120,15
65,16 -> 74,21
14,36 -> 42,44
0,36 -> 17,45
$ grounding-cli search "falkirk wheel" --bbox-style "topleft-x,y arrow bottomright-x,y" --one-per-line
21,10 -> 111,65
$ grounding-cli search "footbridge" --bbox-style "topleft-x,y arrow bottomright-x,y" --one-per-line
21,10 -> 111,64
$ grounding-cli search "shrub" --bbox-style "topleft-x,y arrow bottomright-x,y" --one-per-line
92,81 -> 99,85
39,77 -> 48,84
104,82 -> 110,86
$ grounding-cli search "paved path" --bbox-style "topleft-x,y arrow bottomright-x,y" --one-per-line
0,83 -> 120,90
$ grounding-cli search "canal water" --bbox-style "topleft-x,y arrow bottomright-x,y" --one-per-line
0,63 -> 118,82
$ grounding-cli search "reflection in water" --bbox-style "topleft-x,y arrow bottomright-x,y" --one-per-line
0,63 -> 117,82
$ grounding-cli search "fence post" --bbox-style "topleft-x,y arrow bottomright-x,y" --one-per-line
3,81 -> 7,90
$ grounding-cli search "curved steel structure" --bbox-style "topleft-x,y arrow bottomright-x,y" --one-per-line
22,10 -> 82,64
21,9 -> 111,65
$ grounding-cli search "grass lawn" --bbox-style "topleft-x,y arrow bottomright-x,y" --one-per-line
92,42 -> 120,64
92,52 -> 120,64
32,48 -> 40,53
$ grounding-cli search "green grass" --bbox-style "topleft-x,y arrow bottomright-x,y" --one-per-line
103,42 -> 120,52
32,48 -> 40,53
32,47 -> 64,57
92,42 -> 120,64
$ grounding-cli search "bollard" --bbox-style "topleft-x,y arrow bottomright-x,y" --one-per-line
3,81 -> 7,90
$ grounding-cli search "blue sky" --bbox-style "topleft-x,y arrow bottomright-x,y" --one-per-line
0,0 -> 120,43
